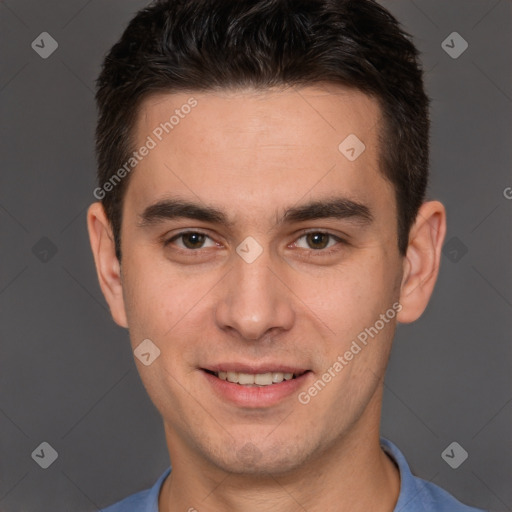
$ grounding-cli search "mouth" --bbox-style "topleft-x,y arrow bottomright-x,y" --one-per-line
200,363 -> 313,407
202,369 -> 310,387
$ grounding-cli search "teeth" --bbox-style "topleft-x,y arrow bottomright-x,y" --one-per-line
238,372 -> 256,385
254,373 -> 273,385
215,371 -> 298,386
227,371 -> 238,383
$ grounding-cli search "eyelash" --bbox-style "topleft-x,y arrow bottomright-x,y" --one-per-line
163,229 -> 346,257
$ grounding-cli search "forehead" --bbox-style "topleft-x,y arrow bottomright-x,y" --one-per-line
126,84 -> 394,227
137,83 -> 381,150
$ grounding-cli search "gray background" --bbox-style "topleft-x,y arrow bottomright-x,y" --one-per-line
0,0 -> 511,510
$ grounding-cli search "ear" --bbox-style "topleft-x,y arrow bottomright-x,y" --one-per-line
397,200 -> 447,324
87,202 -> 128,328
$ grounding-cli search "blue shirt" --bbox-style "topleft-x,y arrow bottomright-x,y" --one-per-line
101,438 -> 486,511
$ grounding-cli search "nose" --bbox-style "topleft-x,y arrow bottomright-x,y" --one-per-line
214,247 -> 295,341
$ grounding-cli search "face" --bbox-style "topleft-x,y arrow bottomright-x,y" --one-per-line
108,85 -> 406,474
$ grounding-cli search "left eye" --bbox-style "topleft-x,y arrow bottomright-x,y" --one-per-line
167,232 -> 217,250
293,232 -> 341,251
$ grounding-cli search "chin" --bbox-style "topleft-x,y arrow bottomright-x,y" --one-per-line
203,436 -> 314,476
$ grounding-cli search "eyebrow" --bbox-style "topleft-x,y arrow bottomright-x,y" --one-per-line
137,196 -> 374,229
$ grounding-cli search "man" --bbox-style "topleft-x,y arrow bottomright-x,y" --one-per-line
87,0 -> 485,510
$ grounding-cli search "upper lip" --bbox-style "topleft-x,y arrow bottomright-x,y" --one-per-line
202,363 -> 310,375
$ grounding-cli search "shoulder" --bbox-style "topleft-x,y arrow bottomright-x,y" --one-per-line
380,438 -> 487,512
100,467 -> 171,512
406,475 -> 487,512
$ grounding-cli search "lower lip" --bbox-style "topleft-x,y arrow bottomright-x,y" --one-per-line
202,370 -> 312,408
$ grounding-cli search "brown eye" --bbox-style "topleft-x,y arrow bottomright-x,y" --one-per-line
294,231 -> 341,251
291,231 -> 347,258
165,231 -> 216,250
305,232 -> 330,250
181,232 -> 206,249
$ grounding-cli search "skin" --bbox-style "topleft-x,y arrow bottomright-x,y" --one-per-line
88,83 -> 446,512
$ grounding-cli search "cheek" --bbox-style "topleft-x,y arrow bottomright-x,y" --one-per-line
121,252 -> 224,374
121,254 -> 190,343
297,254 -> 395,340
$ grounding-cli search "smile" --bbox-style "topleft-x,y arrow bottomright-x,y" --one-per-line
201,366 -> 313,407
204,369 -> 308,386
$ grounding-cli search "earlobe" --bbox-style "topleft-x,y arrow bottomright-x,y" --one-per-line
87,202 -> 129,328
397,201 -> 447,324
